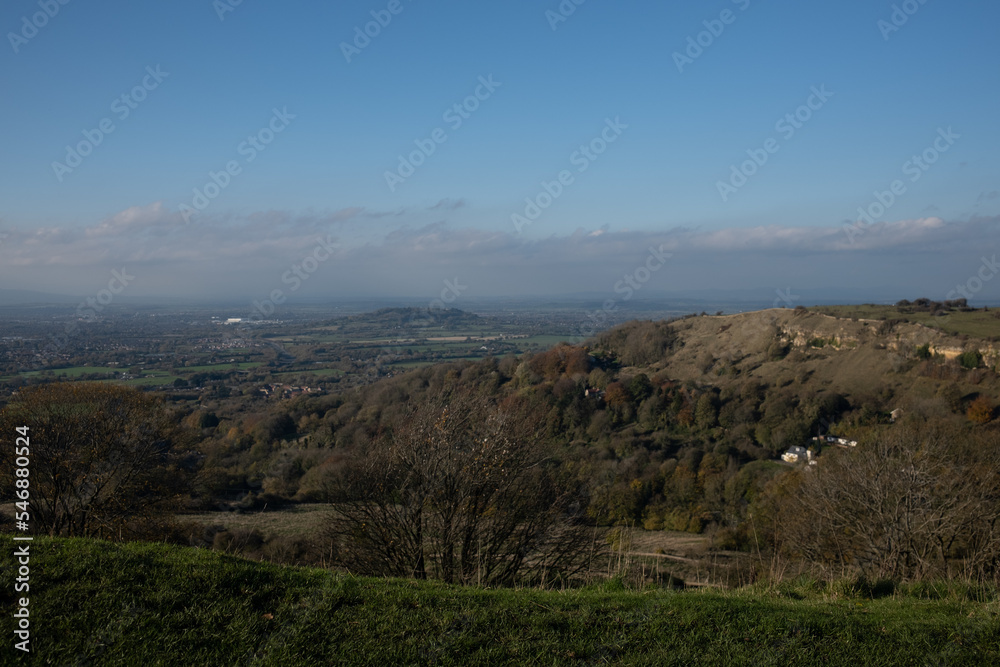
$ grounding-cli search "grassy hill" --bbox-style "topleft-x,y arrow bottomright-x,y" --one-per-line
810,303 -> 1000,339
605,307 -> 1000,418
3,535 -> 998,666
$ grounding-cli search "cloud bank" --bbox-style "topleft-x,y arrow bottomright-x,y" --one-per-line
1,202 -> 998,303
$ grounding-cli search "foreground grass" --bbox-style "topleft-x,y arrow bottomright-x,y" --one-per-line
2,536 -> 998,666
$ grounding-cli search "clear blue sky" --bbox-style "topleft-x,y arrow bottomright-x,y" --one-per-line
1,0 -> 998,303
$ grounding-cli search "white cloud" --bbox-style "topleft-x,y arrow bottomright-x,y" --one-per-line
1,203 -> 997,301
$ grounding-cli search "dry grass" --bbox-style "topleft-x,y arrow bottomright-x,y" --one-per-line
182,503 -> 331,538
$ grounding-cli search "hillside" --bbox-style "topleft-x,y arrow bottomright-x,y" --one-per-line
633,307 -> 999,400
334,306 -> 484,330
2,535 -> 997,666
131,304 -> 999,581
3,304 -> 998,597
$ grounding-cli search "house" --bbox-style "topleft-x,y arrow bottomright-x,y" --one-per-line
811,434 -> 857,448
782,446 -> 814,464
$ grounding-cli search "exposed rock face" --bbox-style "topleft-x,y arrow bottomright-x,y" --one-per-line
636,309 -> 998,390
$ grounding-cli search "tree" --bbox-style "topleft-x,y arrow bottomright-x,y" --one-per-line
967,396 -> 995,424
324,391 -> 596,585
628,373 -> 653,402
771,424 -> 1000,581
593,320 -> 677,366
0,383 -> 189,539
695,394 -> 719,429
959,350 -> 983,370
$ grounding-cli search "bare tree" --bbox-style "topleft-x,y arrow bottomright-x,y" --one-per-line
324,391 -> 596,585
773,423 -> 1000,582
0,383 -> 189,539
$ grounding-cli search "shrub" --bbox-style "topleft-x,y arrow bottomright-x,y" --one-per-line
959,350 -> 983,369
967,396 -> 995,424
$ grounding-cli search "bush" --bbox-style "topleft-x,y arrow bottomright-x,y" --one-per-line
967,396 -> 995,424
960,350 -> 983,369
0,383 -> 191,539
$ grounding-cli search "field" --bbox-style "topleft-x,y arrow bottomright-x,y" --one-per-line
176,362 -> 263,372
0,306 -> 583,395
809,304 -> 1000,339
184,503 -> 332,539
3,535 -> 997,666
0,365 -> 121,382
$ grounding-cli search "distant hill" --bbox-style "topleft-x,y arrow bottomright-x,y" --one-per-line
336,306 -> 483,329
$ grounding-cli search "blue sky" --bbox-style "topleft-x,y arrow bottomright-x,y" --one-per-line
1,0 -> 998,304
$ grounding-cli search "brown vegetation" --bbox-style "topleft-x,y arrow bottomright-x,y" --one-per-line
0,383 -> 191,539
322,392 -> 597,586
767,424 -> 1000,581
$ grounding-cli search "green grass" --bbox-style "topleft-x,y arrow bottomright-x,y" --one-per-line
0,366 -> 121,382
176,362 -> 262,372
268,368 -> 345,379
810,304 -> 1000,338
2,535 -> 997,666
117,374 -> 184,387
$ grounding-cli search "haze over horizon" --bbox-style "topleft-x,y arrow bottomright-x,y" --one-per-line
2,0 -> 998,305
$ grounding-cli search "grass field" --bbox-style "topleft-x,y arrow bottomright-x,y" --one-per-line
0,367 -> 185,387
268,368 -> 345,379
0,366 -> 121,382
183,504 -> 332,538
118,374 -> 184,387
810,304 -> 1000,338
175,362 -> 262,372
3,535 -> 996,665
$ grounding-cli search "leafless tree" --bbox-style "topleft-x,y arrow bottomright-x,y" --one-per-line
0,383 -> 189,539
324,391 -> 597,585
774,423 -> 1000,582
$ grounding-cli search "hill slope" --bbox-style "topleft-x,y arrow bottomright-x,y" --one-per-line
598,307 -> 1000,418
2,535 -> 998,666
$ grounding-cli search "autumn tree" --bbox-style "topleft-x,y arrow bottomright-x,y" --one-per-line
0,383 -> 190,539
967,396 -> 995,424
